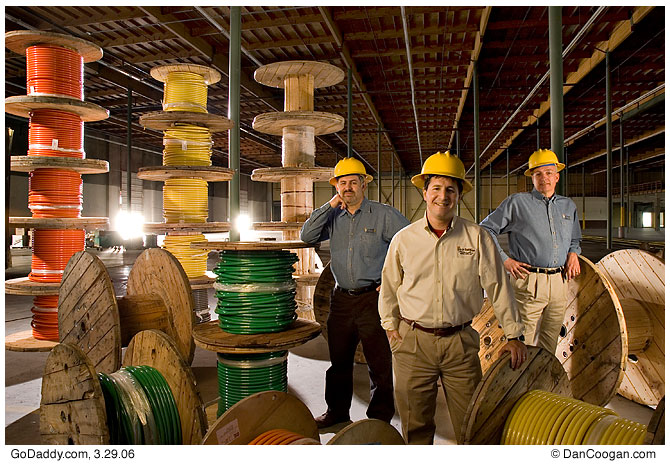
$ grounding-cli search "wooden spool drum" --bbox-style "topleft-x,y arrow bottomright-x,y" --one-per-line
472,256 -> 626,407
313,262 -> 367,364
58,249 -> 195,373
596,249 -> 665,406
202,391 -> 319,445
40,330 -> 206,445
460,346 -> 572,444
327,419 -> 405,445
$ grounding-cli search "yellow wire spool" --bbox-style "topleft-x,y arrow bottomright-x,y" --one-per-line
163,234 -> 208,278
164,71 -> 208,112
163,178 -> 208,223
520,391 -> 554,444
583,414 -> 618,444
163,125 -> 212,166
537,393 -> 573,444
501,391 -> 532,444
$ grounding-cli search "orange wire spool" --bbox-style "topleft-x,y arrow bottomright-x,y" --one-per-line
29,168 -> 82,218
31,295 -> 59,341
248,429 -> 307,445
28,109 -> 84,158
29,229 -> 85,282
26,44 -> 84,100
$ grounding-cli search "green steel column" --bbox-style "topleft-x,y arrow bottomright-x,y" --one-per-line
228,6 -> 241,241
506,148 -> 510,197
473,61 -> 481,223
626,146 -> 631,227
581,165 -> 586,230
456,128 -> 460,216
549,6 -> 565,196
564,147 -> 568,196
605,51 -> 613,250
488,163 -> 492,214
127,87 -> 132,212
536,117 -> 540,150
377,124 -> 381,202
347,67 -> 352,158
391,150 -> 395,208
619,115 -> 625,236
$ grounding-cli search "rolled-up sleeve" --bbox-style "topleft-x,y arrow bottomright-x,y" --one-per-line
379,236 -> 403,331
300,203 -> 334,244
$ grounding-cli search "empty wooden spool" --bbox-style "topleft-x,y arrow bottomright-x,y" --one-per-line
58,248 -> 195,374
40,330 -> 206,445
596,249 -> 665,406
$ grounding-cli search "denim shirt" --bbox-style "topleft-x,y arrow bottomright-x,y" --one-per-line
480,189 -> 581,268
300,197 -> 409,289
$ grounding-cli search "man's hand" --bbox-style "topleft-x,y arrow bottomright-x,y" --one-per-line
329,193 -> 347,210
386,329 -> 401,344
564,252 -> 581,281
504,258 -> 531,279
499,339 -> 527,369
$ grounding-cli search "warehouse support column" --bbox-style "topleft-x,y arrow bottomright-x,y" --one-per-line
377,124 -> 381,202
506,148 -> 510,197
619,115 -> 625,237
127,87 -> 132,212
605,51 -> 613,250
347,68 -> 352,159
391,151 -> 395,208
549,6 -> 565,196
488,164 -> 492,214
228,6 -> 241,241
473,62 -> 481,223
581,165 -> 586,230
456,128 -> 461,217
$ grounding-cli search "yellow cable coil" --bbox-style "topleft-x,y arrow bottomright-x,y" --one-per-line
163,178 -> 208,223
502,390 -> 645,445
163,234 -> 208,278
163,125 -> 212,166
164,71 -> 208,112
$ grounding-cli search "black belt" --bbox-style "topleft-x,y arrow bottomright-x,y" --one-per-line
401,317 -> 472,337
527,266 -> 563,275
335,283 -> 380,296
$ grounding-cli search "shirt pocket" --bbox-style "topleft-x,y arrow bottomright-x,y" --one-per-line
359,229 -> 382,260
560,213 -> 573,238
452,252 -> 478,292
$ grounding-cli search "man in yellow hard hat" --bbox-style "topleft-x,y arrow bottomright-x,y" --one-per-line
480,149 -> 582,354
301,157 -> 409,429
378,151 -> 526,444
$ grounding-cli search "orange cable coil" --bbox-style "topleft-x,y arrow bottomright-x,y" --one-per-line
31,295 -> 60,341
29,229 -> 85,282
28,109 -> 84,158
248,429 -> 308,445
29,168 -> 82,218
26,44 -> 83,100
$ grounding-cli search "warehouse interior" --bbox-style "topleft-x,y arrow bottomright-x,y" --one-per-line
3,5 -> 666,449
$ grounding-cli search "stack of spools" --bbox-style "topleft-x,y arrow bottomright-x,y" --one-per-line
138,64 -> 234,323
4,30 -> 109,351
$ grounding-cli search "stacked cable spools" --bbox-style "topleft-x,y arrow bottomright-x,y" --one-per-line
138,64 -> 234,323
4,30 -> 109,352
191,241 -> 322,418
250,61 -> 345,321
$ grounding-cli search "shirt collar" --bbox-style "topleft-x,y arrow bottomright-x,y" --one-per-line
337,196 -> 369,217
531,188 -> 556,202
422,213 -> 459,236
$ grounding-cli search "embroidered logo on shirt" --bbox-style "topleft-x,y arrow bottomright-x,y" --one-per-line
457,246 -> 475,256
364,228 -> 376,233
562,214 -> 571,220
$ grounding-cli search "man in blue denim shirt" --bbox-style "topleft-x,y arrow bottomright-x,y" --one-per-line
301,157 -> 409,429
480,149 -> 581,353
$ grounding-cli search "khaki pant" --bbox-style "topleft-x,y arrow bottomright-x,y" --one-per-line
391,320 -> 482,444
513,271 -> 567,353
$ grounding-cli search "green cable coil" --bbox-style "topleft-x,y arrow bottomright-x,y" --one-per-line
502,390 -> 647,445
213,250 -> 299,334
216,351 -> 288,416
98,366 -> 182,445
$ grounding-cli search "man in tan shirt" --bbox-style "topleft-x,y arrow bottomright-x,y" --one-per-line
379,151 -> 527,444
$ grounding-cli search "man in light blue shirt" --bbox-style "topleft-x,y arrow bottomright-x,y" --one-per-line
480,149 -> 581,353
301,157 -> 408,429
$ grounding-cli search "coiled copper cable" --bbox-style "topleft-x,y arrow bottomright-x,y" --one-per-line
28,109 -> 84,158
26,44 -> 83,100
248,429 -> 308,445
29,229 -> 85,282
31,295 -> 59,341
29,169 -> 82,218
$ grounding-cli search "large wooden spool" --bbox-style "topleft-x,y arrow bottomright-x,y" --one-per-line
58,249 -> 195,373
460,346 -> 572,444
472,255 -> 627,407
313,262 -> 367,364
326,419 -> 405,445
40,330 -> 206,445
596,249 -> 664,406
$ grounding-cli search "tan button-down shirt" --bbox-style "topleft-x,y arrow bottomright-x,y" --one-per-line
379,215 -> 524,339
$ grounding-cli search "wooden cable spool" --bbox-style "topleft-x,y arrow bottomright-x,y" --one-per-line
472,255 -> 626,407
57,248 -> 195,373
326,419 -> 405,445
595,249 -> 664,406
460,346 -> 664,445
313,261 -> 367,364
40,330 -> 206,445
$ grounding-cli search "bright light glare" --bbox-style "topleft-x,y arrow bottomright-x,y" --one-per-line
235,214 -> 252,234
115,211 -> 145,240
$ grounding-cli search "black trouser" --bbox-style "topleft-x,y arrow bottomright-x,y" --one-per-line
324,287 -> 395,422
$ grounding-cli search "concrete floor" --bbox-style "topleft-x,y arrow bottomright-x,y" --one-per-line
4,234 -> 659,445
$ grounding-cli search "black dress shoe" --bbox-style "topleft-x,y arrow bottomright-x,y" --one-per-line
314,411 -> 350,429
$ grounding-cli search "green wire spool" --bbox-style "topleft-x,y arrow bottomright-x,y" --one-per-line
216,351 -> 288,416
214,250 -> 299,334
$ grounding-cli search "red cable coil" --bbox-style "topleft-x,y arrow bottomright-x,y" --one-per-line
31,295 -> 59,341
26,44 -> 83,100
29,229 -> 85,282
28,109 -> 83,158
29,168 -> 82,218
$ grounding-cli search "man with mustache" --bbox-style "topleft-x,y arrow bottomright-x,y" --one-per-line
301,157 -> 409,429
480,149 -> 582,354
379,151 -> 526,444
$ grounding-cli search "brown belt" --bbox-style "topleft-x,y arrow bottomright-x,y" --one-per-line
400,317 -> 472,337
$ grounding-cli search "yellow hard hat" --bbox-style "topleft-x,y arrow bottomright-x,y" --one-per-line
329,157 -> 374,186
524,149 -> 565,176
410,151 -> 473,193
